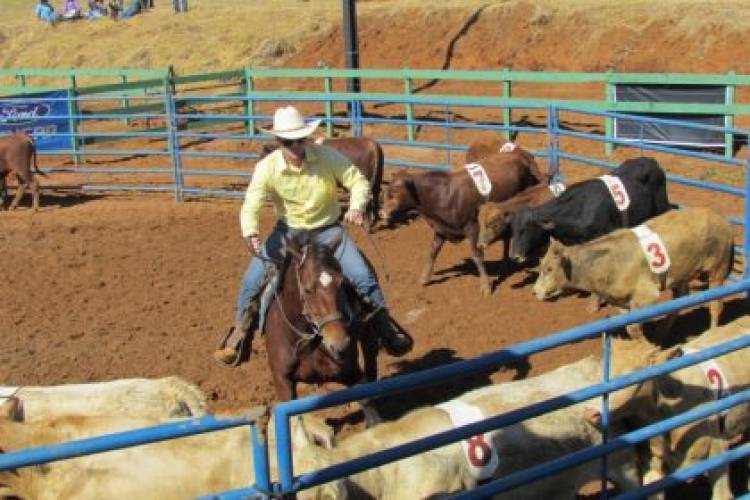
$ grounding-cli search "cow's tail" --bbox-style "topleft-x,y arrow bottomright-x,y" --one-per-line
27,136 -> 46,177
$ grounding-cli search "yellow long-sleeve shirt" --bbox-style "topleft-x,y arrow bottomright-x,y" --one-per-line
240,143 -> 371,237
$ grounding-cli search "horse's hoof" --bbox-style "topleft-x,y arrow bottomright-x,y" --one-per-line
480,283 -> 492,297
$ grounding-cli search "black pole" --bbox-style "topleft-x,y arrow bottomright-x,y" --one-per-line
342,0 -> 361,94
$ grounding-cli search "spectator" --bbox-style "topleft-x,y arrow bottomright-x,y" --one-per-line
120,0 -> 143,18
87,0 -> 107,19
107,0 -> 120,19
173,0 -> 187,13
62,0 -> 83,20
34,0 -> 60,24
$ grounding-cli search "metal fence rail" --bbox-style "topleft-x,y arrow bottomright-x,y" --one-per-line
1,83 -> 749,499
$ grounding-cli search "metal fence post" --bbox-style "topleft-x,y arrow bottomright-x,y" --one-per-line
546,106 -> 559,178
604,70 -> 614,157
324,70 -> 334,138
165,74 -> 184,201
251,423 -> 271,498
121,74 -> 131,127
502,67 -> 512,141
404,71 -> 415,142
725,70 -> 736,159
242,68 -> 255,137
67,75 -> 81,166
600,332 -> 612,499
745,147 -> 750,280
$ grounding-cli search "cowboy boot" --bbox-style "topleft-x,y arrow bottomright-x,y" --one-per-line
213,297 -> 260,366
370,309 -> 413,356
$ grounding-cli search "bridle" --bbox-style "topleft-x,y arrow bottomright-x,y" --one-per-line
260,244 -> 348,358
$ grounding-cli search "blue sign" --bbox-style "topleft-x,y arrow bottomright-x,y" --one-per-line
0,90 -> 72,150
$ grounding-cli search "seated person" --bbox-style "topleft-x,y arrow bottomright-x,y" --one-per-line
34,0 -> 60,24
107,0 -> 120,19
62,0 -> 83,19
121,0 -> 143,19
87,0 -> 107,18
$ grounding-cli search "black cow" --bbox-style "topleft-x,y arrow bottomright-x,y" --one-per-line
509,157 -> 671,263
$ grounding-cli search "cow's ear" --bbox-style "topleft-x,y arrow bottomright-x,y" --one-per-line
537,218 -> 555,231
561,254 -> 572,280
0,397 -> 23,422
291,415 -> 315,447
651,345 -> 684,365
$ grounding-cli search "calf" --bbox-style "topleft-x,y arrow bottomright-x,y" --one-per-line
533,207 -> 734,338
585,316 -> 750,499
293,356 -> 641,499
0,133 -> 44,211
477,181 -> 562,253
0,377 -> 207,421
261,136 -> 384,230
383,147 -> 545,295
509,156 -> 671,263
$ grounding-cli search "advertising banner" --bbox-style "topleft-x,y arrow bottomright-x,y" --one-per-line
0,90 -> 72,150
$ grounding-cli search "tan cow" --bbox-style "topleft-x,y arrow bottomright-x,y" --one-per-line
0,133 -> 44,211
0,376 -> 208,421
0,400 -> 334,500
292,356 -> 641,500
585,316 -> 750,500
533,207 -> 734,339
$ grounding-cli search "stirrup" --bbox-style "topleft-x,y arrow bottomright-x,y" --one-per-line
215,326 -> 250,367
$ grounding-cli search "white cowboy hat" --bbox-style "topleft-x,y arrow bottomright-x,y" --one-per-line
261,106 -> 321,140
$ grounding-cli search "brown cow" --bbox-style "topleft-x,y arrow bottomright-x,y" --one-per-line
260,136 -> 384,230
533,207 -> 734,339
383,147 -> 546,296
0,133 -> 44,212
477,181 -> 564,254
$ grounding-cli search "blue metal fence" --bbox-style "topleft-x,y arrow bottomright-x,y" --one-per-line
0,89 -> 749,499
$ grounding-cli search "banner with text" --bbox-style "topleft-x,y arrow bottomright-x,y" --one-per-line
0,90 -> 72,150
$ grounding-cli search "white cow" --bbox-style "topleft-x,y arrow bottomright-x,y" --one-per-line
0,377 -> 207,421
0,399 -> 334,500
585,316 -> 750,500
293,356 -> 642,500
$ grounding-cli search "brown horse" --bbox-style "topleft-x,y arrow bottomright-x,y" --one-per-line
264,233 -> 379,405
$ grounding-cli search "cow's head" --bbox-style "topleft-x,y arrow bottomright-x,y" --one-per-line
583,344 -> 684,429
383,170 -> 417,225
509,207 -> 552,263
532,239 -> 571,300
291,416 -> 348,500
477,204 -> 511,250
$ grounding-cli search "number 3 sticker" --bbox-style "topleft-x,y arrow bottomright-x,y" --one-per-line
632,225 -> 671,274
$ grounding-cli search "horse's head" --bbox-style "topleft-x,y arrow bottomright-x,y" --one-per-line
285,233 -> 352,361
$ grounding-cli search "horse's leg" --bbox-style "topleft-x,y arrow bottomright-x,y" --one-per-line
467,222 -> 491,296
420,233 -> 445,286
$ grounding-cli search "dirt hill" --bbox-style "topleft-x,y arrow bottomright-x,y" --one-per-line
4,0 -> 750,81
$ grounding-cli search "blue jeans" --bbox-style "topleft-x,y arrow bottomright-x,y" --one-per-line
235,223 -> 386,322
